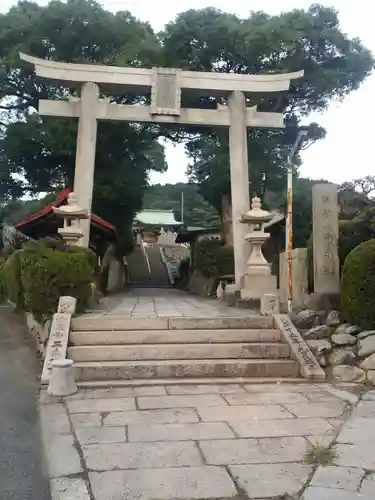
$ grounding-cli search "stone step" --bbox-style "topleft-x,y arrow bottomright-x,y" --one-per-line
71,315 -> 274,332
69,328 -> 281,345
76,377 -> 305,388
74,359 -> 299,381
67,342 -> 290,362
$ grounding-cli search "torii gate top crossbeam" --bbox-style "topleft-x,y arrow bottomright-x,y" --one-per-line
20,53 -> 303,96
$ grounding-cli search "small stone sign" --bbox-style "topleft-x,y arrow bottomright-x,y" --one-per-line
274,314 -> 325,380
261,294 -> 280,316
57,296 -> 77,315
41,312 -> 72,384
312,184 -> 340,293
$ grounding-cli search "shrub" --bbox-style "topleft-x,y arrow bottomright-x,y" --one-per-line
20,242 -> 96,319
341,238 -> 375,329
0,259 -> 7,303
3,240 -> 96,319
194,240 -> 234,278
3,250 -> 24,309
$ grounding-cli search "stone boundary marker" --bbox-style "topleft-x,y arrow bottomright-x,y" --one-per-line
41,296 -> 76,384
274,314 -> 325,380
312,183 -> 340,294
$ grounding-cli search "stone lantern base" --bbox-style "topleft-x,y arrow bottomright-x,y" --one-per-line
240,274 -> 278,300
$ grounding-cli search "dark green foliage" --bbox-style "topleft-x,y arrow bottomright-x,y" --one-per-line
3,250 -> 24,309
3,241 -> 96,319
0,259 -> 7,303
162,6 -> 373,211
193,240 -> 234,279
339,206 -> 375,265
341,239 -> 375,329
0,0 -> 165,251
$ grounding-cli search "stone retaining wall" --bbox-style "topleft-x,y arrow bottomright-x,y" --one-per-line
293,308 -> 375,384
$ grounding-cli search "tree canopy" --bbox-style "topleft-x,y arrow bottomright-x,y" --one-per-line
161,5 -> 374,211
0,1 -> 373,250
0,0 -> 166,249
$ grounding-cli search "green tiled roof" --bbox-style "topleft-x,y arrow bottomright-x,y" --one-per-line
134,209 -> 183,226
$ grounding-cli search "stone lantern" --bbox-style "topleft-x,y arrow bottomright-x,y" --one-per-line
239,197 -> 277,300
53,192 -> 89,246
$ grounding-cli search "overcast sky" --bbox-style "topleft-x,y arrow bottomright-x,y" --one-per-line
2,0 -> 375,186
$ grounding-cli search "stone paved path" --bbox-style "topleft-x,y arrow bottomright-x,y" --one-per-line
40,382 -> 375,499
85,287 -> 250,317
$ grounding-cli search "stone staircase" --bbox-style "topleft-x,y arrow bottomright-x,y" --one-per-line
127,245 -> 170,287
68,315 -> 301,384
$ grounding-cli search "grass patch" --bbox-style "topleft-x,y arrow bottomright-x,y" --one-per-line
304,442 -> 338,466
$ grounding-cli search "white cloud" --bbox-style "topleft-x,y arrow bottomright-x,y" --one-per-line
2,0 -> 374,186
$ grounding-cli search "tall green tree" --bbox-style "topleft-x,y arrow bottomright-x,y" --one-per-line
161,6 -> 374,212
0,0 -> 165,249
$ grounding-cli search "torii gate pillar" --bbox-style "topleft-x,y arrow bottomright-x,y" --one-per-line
228,91 -> 250,285
73,82 -> 99,247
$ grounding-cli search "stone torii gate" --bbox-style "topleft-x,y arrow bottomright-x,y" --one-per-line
20,53 -> 303,287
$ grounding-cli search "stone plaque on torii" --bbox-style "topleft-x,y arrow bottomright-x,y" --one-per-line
20,52 -> 303,287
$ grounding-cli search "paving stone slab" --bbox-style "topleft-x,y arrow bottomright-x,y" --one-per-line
320,386 -> 359,405
199,436 -> 307,465
229,463 -> 312,498
103,408 -> 199,426
284,401 -> 346,418
75,386 -> 168,399
76,426 -> 127,445
223,392 -> 309,405
337,417 -> 375,444
306,434 -> 336,447
70,412 -> 102,428
166,384 -> 246,395
351,401 -> 375,418
128,422 -> 235,442
89,466 -> 237,500
302,486 -> 373,499
136,394 -> 226,409
40,403 -> 71,436
44,434 -> 83,478
198,404 -> 293,422
360,473 -> 375,494
229,417 -> 333,438
50,477 -> 90,500
310,466 -> 365,492
82,441 -> 203,470
335,443 -> 375,471
67,397 -> 136,413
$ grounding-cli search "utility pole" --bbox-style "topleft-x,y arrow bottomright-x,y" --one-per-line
181,191 -> 184,223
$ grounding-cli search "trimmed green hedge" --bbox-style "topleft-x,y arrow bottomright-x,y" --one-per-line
3,240 -> 96,319
341,238 -> 375,329
3,250 -> 24,309
194,240 -> 234,278
0,259 -> 7,303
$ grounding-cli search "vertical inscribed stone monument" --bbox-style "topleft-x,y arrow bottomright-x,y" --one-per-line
312,184 -> 340,293
20,52 -> 303,287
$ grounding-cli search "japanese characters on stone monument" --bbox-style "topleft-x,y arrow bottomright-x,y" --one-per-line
312,184 -> 340,293
20,52 -> 303,287
151,68 -> 181,115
